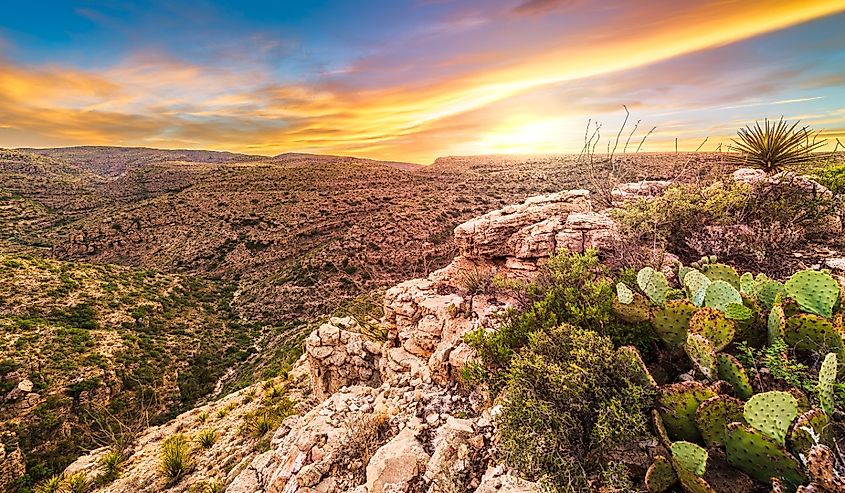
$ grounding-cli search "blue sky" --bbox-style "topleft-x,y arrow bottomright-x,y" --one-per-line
1,0 -> 844,162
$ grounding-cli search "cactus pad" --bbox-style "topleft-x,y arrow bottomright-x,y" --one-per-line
639,266 -> 670,305
688,307 -> 736,352
743,391 -> 799,446
613,292 -> 651,323
784,313 -> 843,354
715,353 -> 753,399
657,381 -> 716,443
615,346 -> 656,388
785,269 -> 840,319
671,441 -> 708,477
724,303 -> 752,321
725,423 -> 806,488
704,280 -> 744,313
788,408 -> 831,456
701,263 -> 741,290
804,445 -> 845,492
645,456 -> 677,493
683,269 -> 711,307
818,352 -> 837,416
695,395 -> 745,447
756,280 -> 788,311
651,300 -> 697,347
685,333 -> 716,379
768,304 -> 786,345
616,282 -> 634,304
740,272 -> 754,294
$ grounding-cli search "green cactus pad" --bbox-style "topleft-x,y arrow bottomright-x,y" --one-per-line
740,272 -> 754,294
645,456 -> 677,493
724,303 -> 752,321
616,282 -> 634,304
783,313 -> 843,354
684,269 -> 711,307
695,395 -> 745,447
675,467 -> 717,493
671,441 -> 708,477
701,263 -> 741,290
818,352 -> 837,416
651,300 -> 697,347
725,423 -> 806,488
756,280 -> 788,311
685,333 -> 717,379
715,353 -> 753,399
788,408 -> 831,456
615,346 -> 657,388
704,280 -> 744,313
657,381 -> 716,443
612,292 -> 651,323
785,269 -> 840,319
688,307 -> 736,352
652,409 -> 672,449
768,304 -> 786,345
639,266 -> 670,306
744,391 -> 799,446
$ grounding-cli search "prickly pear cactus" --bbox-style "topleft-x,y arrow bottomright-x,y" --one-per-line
613,292 -> 651,323
724,302 -> 753,321
645,456 -> 677,493
740,272 -> 754,294
683,269 -> 711,307
616,346 -> 657,388
639,267 -> 670,306
784,313 -> 843,354
704,280 -> 744,313
685,333 -> 716,379
651,300 -> 697,347
788,408 -> 831,456
688,307 -> 736,352
671,441 -> 708,477
616,282 -> 634,304
701,263 -> 741,290
725,423 -> 806,488
744,391 -> 799,446
805,444 -> 845,492
756,279 -> 788,311
818,352 -> 837,416
715,353 -> 753,400
768,304 -> 786,345
785,270 -> 840,319
657,381 -> 716,443
695,395 -> 744,447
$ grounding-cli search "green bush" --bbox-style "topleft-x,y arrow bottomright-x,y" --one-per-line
96,449 -> 124,485
33,474 -> 64,493
196,428 -> 217,449
496,325 -> 653,492
160,434 -> 192,485
811,163 -> 845,195
465,250 -> 653,384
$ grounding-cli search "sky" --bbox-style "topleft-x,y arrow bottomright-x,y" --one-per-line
1,1 -> 845,163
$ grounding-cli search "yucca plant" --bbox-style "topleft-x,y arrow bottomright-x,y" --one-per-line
97,449 -> 124,484
729,118 -> 826,173
160,434 -> 192,485
34,474 -> 64,493
65,472 -> 92,493
203,478 -> 225,493
196,428 -> 217,449
246,412 -> 277,437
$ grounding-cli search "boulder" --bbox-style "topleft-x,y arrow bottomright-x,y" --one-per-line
306,318 -> 382,400
610,180 -> 672,206
366,428 -> 429,493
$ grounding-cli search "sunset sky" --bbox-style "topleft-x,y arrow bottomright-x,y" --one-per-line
1,1 -> 845,163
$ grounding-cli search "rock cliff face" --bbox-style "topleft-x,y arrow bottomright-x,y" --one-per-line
58,189 -> 619,493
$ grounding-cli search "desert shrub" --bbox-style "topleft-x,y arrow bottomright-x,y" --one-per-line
65,472 -> 92,493
34,475 -> 64,493
728,118 -> 825,173
736,340 -> 814,395
245,412 -> 276,437
201,478 -> 225,493
458,267 -> 492,295
612,179 -> 838,273
196,428 -> 217,449
96,449 -> 124,484
811,163 -> 845,195
160,434 -> 192,485
496,325 -> 653,492
465,250 -> 654,383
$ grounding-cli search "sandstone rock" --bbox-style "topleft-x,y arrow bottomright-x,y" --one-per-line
610,180 -> 672,206
474,465 -> 542,493
454,190 -> 591,258
366,428 -> 429,493
306,320 -> 382,400
0,445 -> 26,493
732,168 -> 767,185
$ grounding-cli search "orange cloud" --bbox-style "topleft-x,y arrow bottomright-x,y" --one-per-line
1,1 -> 844,162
